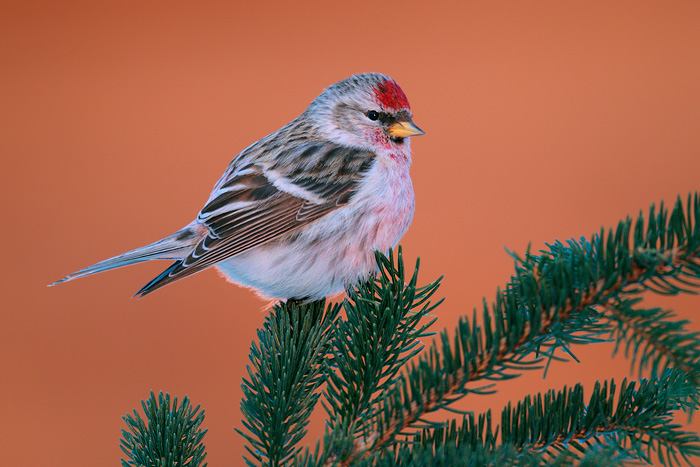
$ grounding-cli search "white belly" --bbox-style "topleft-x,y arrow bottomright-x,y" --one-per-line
214,159 -> 414,300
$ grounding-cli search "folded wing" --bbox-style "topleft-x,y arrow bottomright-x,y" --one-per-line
135,142 -> 375,296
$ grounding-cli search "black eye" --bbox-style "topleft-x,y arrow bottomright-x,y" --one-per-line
367,110 -> 379,121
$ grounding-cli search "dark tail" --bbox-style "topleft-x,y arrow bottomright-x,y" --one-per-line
132,261 -> 185,297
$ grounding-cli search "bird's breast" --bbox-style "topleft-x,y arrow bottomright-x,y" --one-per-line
351,155 -> 415,250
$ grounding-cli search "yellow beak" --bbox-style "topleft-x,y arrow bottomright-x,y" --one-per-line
387,120 -> 426,138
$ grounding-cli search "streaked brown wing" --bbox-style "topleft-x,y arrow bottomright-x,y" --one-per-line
135,143 -> 374,296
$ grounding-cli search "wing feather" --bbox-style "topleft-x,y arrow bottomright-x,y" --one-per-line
135,142 -> 375,296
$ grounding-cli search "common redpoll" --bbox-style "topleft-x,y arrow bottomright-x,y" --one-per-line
50,73 -> 424,301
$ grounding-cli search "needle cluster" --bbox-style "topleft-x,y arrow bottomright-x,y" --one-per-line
119,193 -> 700,466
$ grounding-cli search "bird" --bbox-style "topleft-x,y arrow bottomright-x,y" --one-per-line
50,72 -> 424,301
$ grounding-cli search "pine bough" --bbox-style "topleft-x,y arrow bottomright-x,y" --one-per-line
120,193 -> 700,467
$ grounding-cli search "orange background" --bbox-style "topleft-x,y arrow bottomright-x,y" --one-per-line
3,1 -> 700,465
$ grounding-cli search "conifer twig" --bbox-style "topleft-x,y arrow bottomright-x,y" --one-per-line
348,196 -> 700,463
120,194 -> 700,467
120,391 -> 208,467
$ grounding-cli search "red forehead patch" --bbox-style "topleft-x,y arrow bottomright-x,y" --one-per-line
374,79 -> 410,111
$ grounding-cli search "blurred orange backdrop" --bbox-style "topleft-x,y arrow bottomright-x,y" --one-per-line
2,1 -> 700,465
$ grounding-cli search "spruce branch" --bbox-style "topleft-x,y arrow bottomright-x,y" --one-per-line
120,391 -> 207,467
384,368 -> 699,466
606,298 -> 700,384
500,368 -> 700,466
237,300 -> 341,467
320,248 -> 443,465
119,193 -> 700,467
344,194 -> 700,463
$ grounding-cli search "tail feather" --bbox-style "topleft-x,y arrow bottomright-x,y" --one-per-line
133,261 -> 184,298
48,227 -> 198,287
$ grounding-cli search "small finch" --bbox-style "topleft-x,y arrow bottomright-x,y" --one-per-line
50,73 -> 424,301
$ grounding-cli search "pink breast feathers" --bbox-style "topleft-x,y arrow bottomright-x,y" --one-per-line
374,79 -> 411,111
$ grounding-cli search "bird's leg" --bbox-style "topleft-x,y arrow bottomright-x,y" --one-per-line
285,296 -> 311,308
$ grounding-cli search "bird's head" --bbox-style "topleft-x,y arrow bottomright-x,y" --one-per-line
306,73 -> 424,156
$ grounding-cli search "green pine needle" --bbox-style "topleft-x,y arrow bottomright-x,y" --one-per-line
236,299 -> 340,467
120,391 -> 207,467
119,192 -> 700,467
